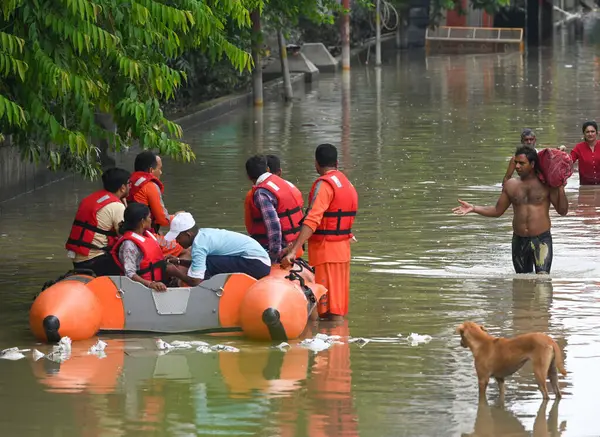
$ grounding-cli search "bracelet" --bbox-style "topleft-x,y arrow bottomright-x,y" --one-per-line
176,258 -> 180,265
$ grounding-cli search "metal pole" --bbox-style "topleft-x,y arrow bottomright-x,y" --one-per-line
375,0 -> 382,66
341,0 -> 351,70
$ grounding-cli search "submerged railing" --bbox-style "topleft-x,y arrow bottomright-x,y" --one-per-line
425,26 -> 524,54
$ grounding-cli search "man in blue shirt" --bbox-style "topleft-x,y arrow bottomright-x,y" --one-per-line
164,212 -> 271,286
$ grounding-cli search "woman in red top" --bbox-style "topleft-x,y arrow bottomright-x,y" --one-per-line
570,121 -> 600,185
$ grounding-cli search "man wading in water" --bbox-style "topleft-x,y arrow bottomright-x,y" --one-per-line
453,146 -> 568,274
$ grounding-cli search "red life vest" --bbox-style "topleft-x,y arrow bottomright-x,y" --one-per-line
127,171 -> 164,201
127,171 -> 165,232
111,230 -> 166,282
246,174 -> 305,246
65,190 -> 122,256
307,170 -> 358,242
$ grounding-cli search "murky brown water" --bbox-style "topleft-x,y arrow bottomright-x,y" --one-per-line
2,31 -> 600,436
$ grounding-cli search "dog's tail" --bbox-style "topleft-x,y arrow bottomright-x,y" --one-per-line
552,340 -> 567,376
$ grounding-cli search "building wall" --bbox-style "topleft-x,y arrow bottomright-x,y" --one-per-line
445,0 -> 494,27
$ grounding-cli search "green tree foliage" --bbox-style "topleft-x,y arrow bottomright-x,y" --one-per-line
0,0 -> 255,178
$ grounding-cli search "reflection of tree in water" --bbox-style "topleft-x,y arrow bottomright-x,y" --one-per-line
580,15 -> 600,44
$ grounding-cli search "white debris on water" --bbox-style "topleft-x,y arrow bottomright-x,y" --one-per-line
0,330 -> 434,364
156,339 -> 174,350
0,347 -> 27,361
348,337 -> 371,348
58,337 -> 72,352
273,342 -> 291,351
299,338 -> 332,352
32,349 -> 45,361
210,344 -> 240,353
407,333 -> 433,346
89,340 -> 107,354
170,340 -> 194,349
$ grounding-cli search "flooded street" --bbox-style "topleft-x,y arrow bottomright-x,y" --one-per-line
3,31 -> 600,436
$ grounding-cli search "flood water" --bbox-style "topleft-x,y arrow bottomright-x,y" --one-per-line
2,29 -> 600,436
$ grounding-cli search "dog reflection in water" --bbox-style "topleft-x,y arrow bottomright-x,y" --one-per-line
462,399 -> 566,437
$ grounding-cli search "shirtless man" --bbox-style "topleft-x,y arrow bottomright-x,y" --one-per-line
454,146 -> 568,274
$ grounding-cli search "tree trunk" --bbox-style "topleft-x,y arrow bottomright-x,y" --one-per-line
375,0 -> 382,66
251,10 -> 263,107
277,30 -> 293,101
341,0 -> 351,70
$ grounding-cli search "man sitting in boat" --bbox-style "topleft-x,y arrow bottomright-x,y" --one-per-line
244,154 -> 305,262
65,167 -> 131,276
111,203 -> 179,291
163,212 -> 271,286
127,151 -> 188,258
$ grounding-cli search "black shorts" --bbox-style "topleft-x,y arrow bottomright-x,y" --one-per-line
511,230 -> 553,274
205,255 -> 271,280
73,253 -> 121,276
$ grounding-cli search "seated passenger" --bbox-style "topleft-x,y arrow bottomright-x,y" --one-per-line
111,203 -> 178,291
164,212 -> 271,286
65,168 -> 130,276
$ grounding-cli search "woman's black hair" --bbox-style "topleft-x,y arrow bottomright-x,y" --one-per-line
582,121 -> 598,133
118,203 -> 150,235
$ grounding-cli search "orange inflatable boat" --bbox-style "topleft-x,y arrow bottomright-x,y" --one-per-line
30,260 -> 328,343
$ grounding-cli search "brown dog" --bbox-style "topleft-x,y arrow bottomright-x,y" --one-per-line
457,321 -> 566,400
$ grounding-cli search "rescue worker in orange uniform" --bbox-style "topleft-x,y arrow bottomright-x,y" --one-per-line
127,151 -> 187,258
281,144 -> 358,320
65,167 -> 130,276
244,154 -> 304,262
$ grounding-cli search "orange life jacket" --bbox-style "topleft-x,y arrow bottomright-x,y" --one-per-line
307,170 -> 358,242
111,230 -> 166,282
247,174 -> 304,246
65,190 -> 121,255
127,171 -> 165,232
128,171 -> 164,200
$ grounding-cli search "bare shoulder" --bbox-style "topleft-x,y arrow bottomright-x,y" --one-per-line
503,178 -> 519,193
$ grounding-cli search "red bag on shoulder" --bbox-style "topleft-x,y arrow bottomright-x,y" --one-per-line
537,148 -> 573,187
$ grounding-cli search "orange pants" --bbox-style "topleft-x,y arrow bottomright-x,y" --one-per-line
155,234 -> 184,257
314,262 -> 350,316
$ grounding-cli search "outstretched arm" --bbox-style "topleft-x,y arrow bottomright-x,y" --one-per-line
550,185 -> 568,216
453,187 -> 512,218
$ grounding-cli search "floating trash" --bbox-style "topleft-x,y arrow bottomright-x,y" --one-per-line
407,333 -> 432,346
170,341 -> 194,349
89,340 -> 107,354
156,339 -> 174,350
210,345 -> 240,353
32,349 -> 45,362
44,337 -> 73,363
57,337 -> 72,353
299,338 -> 332,352
348,337 -> 371,348
273,342 -> 291,351
196,345 -> 212,354
0,347 -> 27,361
